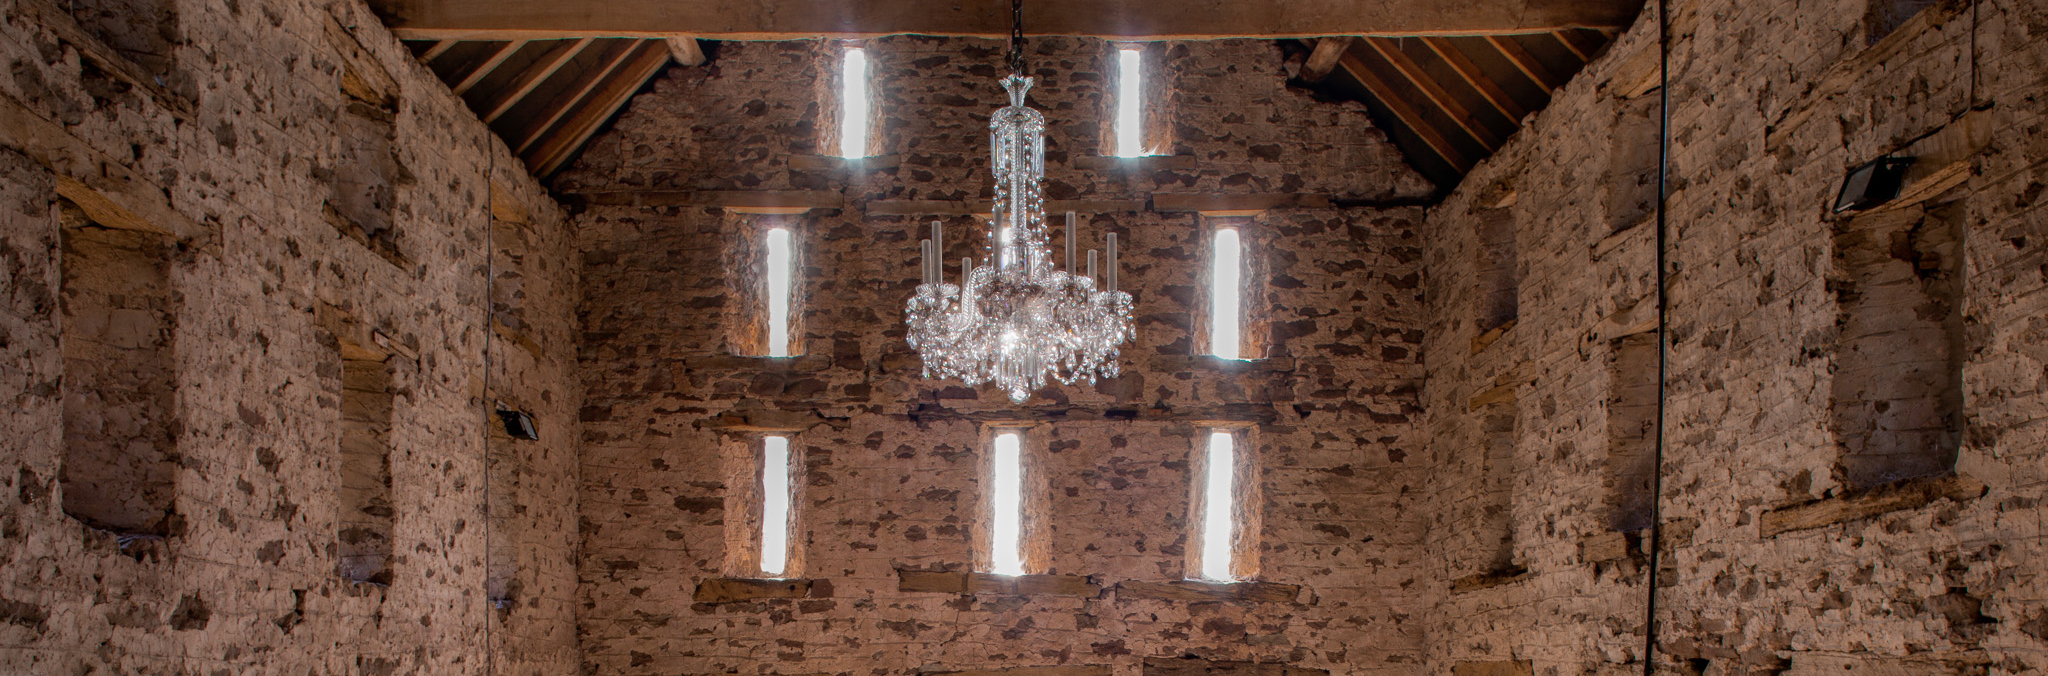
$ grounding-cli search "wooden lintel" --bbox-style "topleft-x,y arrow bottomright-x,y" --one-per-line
1153,192 -> 1334,214
451,40 -> 527,96
1422,37 -> 1530,122
366,0 -> 1641,41
576,189 -> 844,211
1486,34 -> 1564,90
1364,37 -> 1502,149
483,38 -> 593,122
1335,52 -> 1472,172
1299,37 -> 1354,82
531,42 -> 671,175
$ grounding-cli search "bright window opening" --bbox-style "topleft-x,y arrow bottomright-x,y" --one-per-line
1114,47 -> 1144,157
1209,228 -> 1243,359
760,435 -> 792,577
990,431 -> 1026,576
765,228 -> 792,357
839,47 -> 870,158
1199,431 -> 1236,581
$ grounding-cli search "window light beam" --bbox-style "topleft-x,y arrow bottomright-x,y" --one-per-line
990,432 -> 1026,576
761,435 -> 792,577
839,47 -> 870,159
1199,431 -> 1236,582
1210,228 -> 1242,359
1115,47 -> 1143,158
766,228 -> 792,357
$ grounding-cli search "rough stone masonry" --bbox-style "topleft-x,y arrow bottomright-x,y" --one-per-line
0,1 -> 2043,676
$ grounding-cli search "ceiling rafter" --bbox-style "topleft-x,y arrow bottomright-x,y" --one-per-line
1335,52 -> 1472,173
1421,36 -> 1528,122
512,40 -> 640,156
451,40 -> 527,95
482,37 -> 593,122
1485,34 -> 1564,89
1362,37 -> 1502,150
528,42 -> 672,175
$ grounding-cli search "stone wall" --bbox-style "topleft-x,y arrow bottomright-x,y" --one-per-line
1418,0 -> 2048,675
566,37 -> 1435,676
0,0 -> 583,672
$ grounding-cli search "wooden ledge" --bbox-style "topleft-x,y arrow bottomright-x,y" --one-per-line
1760,474 -> 1985,538
1143,657 -> 1329,676
693,577 -> 828,604
1449,565 -> 1529,594
1071,155 -> 1198,172
1114,580 -> 1302,603
896,570 -> 1100,597
1152,193 -> 1334,216
571,189 -> 845,212
1150,355 -> 1298,374
1470,318 -> 1515,354
924,667 -> 1111,676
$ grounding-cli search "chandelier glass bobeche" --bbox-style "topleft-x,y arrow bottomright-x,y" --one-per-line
904,49 -> 1135,402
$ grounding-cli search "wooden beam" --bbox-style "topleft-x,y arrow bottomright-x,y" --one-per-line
482,38 -> 592,122
1486,34 -> 1564,90
1363,37 -> 1501,149
364,0 -> 1641,41
664,37 -> 706,66
0,91 -> 209,240
512,41 -> 639,154
1552,29 -> 1603,61
528,42 -> 671,175
451,40 -> 527,96
1335,52 -> 1471,172
420,39 -> 459,62
1421,37 -> 1528,122
1299,36 -> 1352,82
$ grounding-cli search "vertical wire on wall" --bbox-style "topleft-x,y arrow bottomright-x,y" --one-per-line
1640,0 -> 1673,673
482,151 -> 498,676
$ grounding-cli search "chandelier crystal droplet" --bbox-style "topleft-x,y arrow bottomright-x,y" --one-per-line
904,73 -> 1135,402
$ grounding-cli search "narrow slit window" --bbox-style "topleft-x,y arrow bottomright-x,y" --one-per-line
760,435 -> 793,577
1198,431 -> 1236,581
838,47 -> 870,159
1210,227 -> 1243,359
765,228 -> 793,357
1114,47 -> 1144,157
989,431 -> 1026,576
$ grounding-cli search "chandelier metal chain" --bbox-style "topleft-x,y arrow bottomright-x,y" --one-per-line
904,0 -> 1135,402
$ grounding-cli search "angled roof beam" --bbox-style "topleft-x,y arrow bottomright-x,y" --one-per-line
1485,34 -> 1564,90
665,37 -> 706,66
483,38 -> 593,122
420,39 -> 459,62
512,41 -> 639,155
1334,52 -> 1471,173
526,42 -> 672,175
1362,37 -> 1502,150
451,40 -> 527,95
364,0 -> 1642,40
1420,37 -> 1529,122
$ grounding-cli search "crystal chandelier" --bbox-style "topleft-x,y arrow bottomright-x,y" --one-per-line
904,0 -> 1135,402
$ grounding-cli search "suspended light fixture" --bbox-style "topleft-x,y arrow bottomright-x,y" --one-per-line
905,0 -> 1135,402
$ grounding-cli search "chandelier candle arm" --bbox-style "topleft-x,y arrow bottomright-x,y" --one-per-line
1066,211 -> 1077,273
1087,249 -> 1098,282
1107,232 -> 1119,293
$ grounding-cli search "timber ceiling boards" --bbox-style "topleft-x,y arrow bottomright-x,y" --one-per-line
1298,30 -> 1617,190
402,37 -> 698,177
366,0 -> 1639,40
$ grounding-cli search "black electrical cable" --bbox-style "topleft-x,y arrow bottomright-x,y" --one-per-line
1640,0 -> 1672,673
